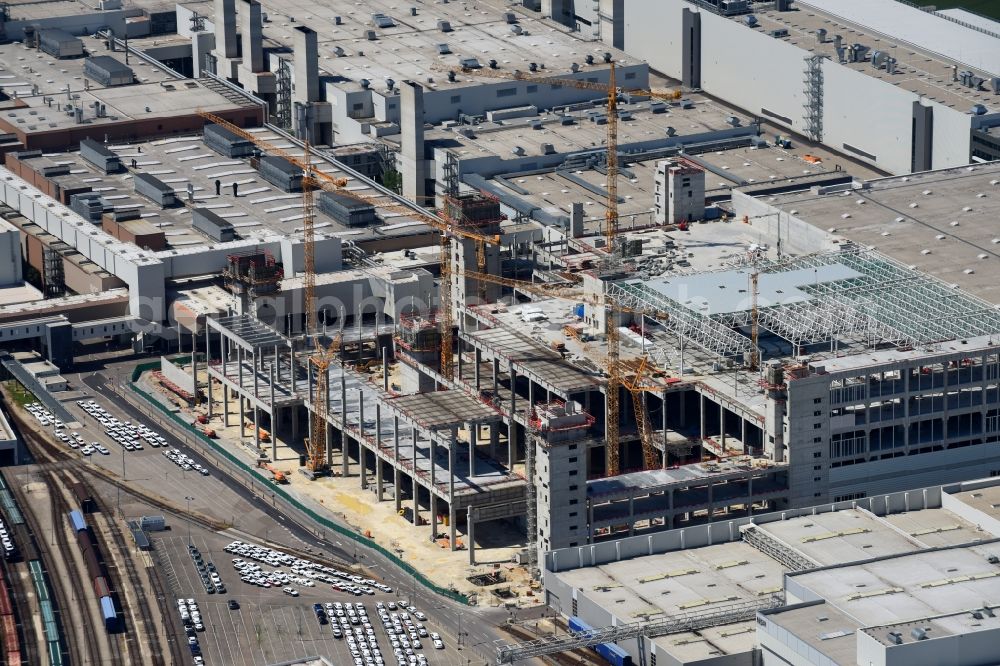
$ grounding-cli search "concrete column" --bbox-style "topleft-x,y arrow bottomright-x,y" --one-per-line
270,365 -> 277,459
293,26 -> 319,103
222,374 -> 230,426
206,325 -> 214,418
375,403 -> 384,501
340,371 -> 348,477
382,345 -> 390,391
240,397 -> 246,438
359,391 -> 368,489
253,405 -> 260,450
240,0 -> 264,73
237,344 -> 244,396
662,390 -> 668,468
467,506 -> 475,565
412,426 -> 419,525
253,347 -> 259,398
448,426 -> 457,550
430,434 -> 437,542
400,80 -> 427,203
720,404 -> 726,452
469,423 -> 477,477
474,348 -> 482,390
291,404 -> 298,441
509,421 -> 517,467
214,0 -> 238,58
510,367 -> 518,417
393,415 -> 401,512
490,422 -> 498,458
492,357 -> 499,394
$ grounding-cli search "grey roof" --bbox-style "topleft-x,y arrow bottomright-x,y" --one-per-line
85,55 -> 133,77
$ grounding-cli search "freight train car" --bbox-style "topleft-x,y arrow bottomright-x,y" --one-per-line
67,510 -> 118,633
568,617 -> 633,666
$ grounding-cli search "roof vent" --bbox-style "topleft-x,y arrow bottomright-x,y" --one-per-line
585,54 -> 594,65
459,57 -> 480,69
372,13 -> 395,28
360,78 -> 370,89
511,24 -> 523,35
603,52 -> 612,63
503,12 -> 517,23
529,62 -> 538,72
886,632 -> 902,645
910,628 -> 928,641
365,30 -> 377,40
665,127 -> 676,137
541,143 -> 555,155
384,77 -> 395,92
489,59 -> 498,69
334,15 -> 342,25
438,20 -> 453,32
437,43 -> 451,54
570,62 -> 579,73
512,145 -> 525,156
447,70 -> 456,82
334,46 -> 345,56
410,6 -> 417,16
816,28 -> 827,43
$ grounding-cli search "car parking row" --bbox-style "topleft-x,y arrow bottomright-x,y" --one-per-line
79,398 -> 169,454
163,449 -> 211,476
223,540 -> 394,596
376,601 -> 444,666
188,544 -> 226,595
177,597 -> 207,665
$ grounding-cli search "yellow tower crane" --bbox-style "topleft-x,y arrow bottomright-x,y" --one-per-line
453,65 -> 680,475
462,270 -> 672,474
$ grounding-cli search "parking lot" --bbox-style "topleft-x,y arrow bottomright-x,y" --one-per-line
154,529 -> 468,666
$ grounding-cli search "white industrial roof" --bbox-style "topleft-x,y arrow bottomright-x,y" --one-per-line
937,8 -> 1000,37
798,0 -> 1000,76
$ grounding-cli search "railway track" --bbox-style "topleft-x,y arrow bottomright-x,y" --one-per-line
11,405 -> 178,666
40,465 -> 112,666
0,475 -> 44,666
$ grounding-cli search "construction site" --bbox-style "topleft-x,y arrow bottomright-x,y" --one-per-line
0,0 -> 997,663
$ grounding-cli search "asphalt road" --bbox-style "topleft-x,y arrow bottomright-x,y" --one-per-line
72,365 -> 516,663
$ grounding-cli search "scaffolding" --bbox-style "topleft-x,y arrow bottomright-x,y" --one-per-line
442,192 -> 503,231
223,250 -> 283,316
803,54 -> 825,142
42,246 -> 65,297
394,310 -> 442,353
275,58 -> 292,131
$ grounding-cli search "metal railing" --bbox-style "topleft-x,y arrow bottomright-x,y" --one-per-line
495,596 -> 783,663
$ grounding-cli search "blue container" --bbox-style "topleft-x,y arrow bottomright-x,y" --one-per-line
68,510 -> 87,533
100,595 -> 118,631
569,617 -> 632,666
569,616 -> 592,634
574,304 -> 585,319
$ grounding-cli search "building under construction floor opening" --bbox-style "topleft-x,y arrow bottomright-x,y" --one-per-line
223,250 -> 283,316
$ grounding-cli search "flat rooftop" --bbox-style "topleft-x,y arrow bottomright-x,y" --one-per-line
761,162 -> 1000,305
0,38 -> 252,133
750,1 -> 998,111
28,127 -> 434,250
791,541 -> 1000,626
797,0 -> 1000,77
239,0 -> 634,93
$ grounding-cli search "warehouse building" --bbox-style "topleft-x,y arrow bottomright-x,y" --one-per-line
542,476 -> 1000,666
569,0 -> 1000,175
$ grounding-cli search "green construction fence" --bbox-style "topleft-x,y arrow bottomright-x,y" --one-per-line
129,360 -> 470,605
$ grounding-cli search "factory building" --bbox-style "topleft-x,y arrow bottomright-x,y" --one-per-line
542,476 -> 1000,666
557,0 -> 1000,176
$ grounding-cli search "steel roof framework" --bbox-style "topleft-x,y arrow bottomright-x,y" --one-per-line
608,248 -> 1000,359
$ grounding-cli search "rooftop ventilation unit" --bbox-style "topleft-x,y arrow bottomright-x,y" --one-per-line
570,62 -> 579,73
447,70 -> 456,82
372,13 -> 395,28
334,16 -> 342,25
365,30 -> 377,40
727,116 -> 740,126
438,20 -> 452,32
560,116 -> 574,125
333,46 -> 345,56
488,59 -> 498,69
511,24 -> 523,35
437,43 -> 451,54
384,77 -> 396,92
541,143 -> 555,155
770,28 -> 789,38
529,62 -> 538,72
603,52 -> 612,63
991,77 -> 1000,94
665,127 -> 677,136
410,7 -> 417,16
512,145 -> 525,156
816,28 -> 827,42
504,12 -> 517,23
743,15 -> 757,27
360,78 -> 370,89
585,54 -> 595,65
971,104 -> 987,115
459,57 -> 481,69
886,633 -> 902,645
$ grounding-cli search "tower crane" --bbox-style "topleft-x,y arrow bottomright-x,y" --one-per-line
196,111 -> 499,384
455,64 -> 682,476
462,270 -> 673,474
